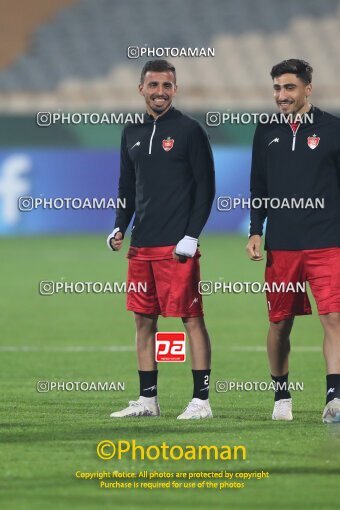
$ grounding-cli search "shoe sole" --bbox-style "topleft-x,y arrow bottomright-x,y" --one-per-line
110,412 -> 160,418
272,415 -> 293,421
110,415 -> 160,418
177,414 -> 213,420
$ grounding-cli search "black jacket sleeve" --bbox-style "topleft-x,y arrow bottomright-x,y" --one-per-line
250,124 -> 268,236
114,129 -> 136,235
185,122 -> 215,238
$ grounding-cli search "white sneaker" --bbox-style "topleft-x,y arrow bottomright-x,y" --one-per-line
177,398 -> 213,420
322,398 -> 340,423
272,398 -> 293,421
110,396 -> 160,418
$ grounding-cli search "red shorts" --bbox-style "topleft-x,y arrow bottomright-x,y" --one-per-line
265,247 -> 340,322
126,245 -> 203,317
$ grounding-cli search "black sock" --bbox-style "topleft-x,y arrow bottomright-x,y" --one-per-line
271,373 -> 291,402
192,369 -> 211,400
326,374 -> 340,404
139,370 -> 158,398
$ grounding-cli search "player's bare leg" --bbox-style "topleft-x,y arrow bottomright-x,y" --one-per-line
177,316 -> 213,419
182,316 -> 211,369
135,313 -> 158,370
320,312 -> 340,423
267,318 -> 294,421
110,313 -> 160,418
267,318 -> 294,376
320,312 -> 340,373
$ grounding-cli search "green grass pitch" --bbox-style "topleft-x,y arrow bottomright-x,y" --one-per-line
1,234 -> 340,510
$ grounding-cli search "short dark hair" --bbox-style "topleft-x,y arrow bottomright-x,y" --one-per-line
270,59 -> 313,85
140,59 -> 176,84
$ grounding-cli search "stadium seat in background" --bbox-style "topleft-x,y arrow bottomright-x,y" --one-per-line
0,0 -> 339,111
0,0 -> 77,71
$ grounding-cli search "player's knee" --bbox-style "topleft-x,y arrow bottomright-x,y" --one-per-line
134,313 -> 157,334
182,317 -> 206,335
321,312 -> 340,331
269,319 -> 293,340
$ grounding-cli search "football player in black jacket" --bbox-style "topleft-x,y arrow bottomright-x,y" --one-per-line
107,60 -> 215,419
247,59 -> 340,423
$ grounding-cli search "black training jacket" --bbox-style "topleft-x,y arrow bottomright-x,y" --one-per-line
250,106 -> 340,250
114,107 -> 215,247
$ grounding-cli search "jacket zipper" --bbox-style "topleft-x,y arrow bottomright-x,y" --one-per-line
149,120 -> 156,154
291,123 -> 300,151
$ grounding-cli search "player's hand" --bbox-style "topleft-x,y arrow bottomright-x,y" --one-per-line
174,236 -> 198,260
173,248 -> 187,262
107,228 -> 123,251
246,235 -> 263,261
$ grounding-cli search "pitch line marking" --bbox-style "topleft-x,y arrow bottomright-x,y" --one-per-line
230,346 -> 321,352
0,345 -> 135,352
0,345 -> 321,353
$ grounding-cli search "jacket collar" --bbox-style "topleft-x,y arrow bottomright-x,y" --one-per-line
306,105 -> 323,124
272,105 -> 323,130
296,105 -> 322,125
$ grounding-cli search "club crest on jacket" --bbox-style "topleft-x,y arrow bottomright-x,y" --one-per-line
307,134 -> 320,150
162,137 -> 174,151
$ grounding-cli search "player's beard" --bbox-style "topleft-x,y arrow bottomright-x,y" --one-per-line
277,98 -> 306,118
148,96 -> 171,115
277,100 -> 294,116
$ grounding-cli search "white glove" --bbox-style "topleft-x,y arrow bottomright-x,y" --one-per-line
106,227 -> 121,251
175,236 -> 198,258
